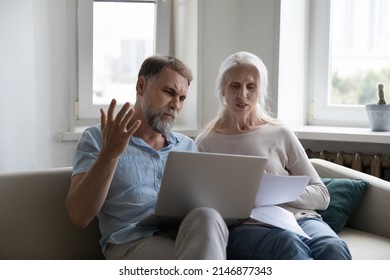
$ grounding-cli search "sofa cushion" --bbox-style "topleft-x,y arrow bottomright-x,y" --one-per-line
318,178 -> 369,233
339,227 -> 390,260
311,158 -> 390,239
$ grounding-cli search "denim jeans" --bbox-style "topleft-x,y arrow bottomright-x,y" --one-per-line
227,217 -> 352,260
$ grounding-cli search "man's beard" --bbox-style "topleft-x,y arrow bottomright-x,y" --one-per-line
142,103 -> 177,136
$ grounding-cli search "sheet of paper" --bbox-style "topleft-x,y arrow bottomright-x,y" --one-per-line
255,173 -> 310,207
250,205 -> 311,239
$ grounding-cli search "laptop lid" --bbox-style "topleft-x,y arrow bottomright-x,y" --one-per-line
138,151 -> 267,227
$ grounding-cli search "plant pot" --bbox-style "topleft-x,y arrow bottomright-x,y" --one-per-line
365,104 -> 390,131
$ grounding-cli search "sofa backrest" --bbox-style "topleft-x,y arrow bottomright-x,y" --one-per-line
0,167 -> 104,260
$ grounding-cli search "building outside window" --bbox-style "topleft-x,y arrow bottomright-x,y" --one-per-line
92,1 -> 155,106
77,0 -> 170,120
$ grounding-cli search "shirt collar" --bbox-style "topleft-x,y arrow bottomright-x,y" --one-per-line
165,131 -> 180,145
130,131 -> 180,147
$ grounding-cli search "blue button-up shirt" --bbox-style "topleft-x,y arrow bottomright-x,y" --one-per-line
72,125 -> 197,251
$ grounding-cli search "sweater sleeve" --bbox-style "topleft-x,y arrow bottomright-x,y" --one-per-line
283,129 -> 330,210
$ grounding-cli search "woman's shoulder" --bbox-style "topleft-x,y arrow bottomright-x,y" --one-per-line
260,122 -> 298,139
262,122 -> 292,132
194,130 -> 213,145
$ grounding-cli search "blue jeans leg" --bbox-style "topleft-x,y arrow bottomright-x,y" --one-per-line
227,224 -> 313,260
298,217 -> 352,260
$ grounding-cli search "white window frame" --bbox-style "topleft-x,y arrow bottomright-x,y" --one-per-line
76,0 -> 171,121
307,0 -> 370,128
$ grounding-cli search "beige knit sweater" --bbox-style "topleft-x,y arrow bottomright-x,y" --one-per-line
195,123 -> 330,220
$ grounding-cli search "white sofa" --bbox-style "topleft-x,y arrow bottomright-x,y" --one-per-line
0,158 -> 389,259
311,158 -> 390,259
0,167 -> 103,260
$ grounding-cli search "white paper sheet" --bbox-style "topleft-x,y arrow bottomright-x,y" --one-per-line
255,173 -> 310,207
250,173 -> 311,239
250,205 -> 311,239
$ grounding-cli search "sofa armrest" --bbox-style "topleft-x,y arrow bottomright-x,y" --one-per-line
311,158 -> 390,239
0,167 -> 103,259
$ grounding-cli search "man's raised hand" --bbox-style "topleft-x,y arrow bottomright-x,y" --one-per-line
100,99 -> 141,160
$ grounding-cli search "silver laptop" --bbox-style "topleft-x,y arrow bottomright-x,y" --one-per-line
137,151 -> 267,227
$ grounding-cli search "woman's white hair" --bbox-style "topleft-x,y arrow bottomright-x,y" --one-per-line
202,51 -> 276,132
215,51 -> 268,109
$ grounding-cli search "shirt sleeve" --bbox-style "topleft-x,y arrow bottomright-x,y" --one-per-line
72,125 -> 103,176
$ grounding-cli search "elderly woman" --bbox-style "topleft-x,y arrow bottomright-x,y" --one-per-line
195,51 -> 351,260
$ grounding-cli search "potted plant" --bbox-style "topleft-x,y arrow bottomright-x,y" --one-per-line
365,82 -> 390,131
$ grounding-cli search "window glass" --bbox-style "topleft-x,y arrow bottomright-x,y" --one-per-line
308,0 -> 390,126
330,0 -> 390,105
93,1 -> 155,106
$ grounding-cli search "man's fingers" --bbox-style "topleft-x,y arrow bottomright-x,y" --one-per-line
126,120 -> 141,137
121,107 -> 141,136
103,100 -> 139,137
107,99 -> 117,123
115,102 -> 131,127
100,108 -> 107,129
120,106 -> 135,131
